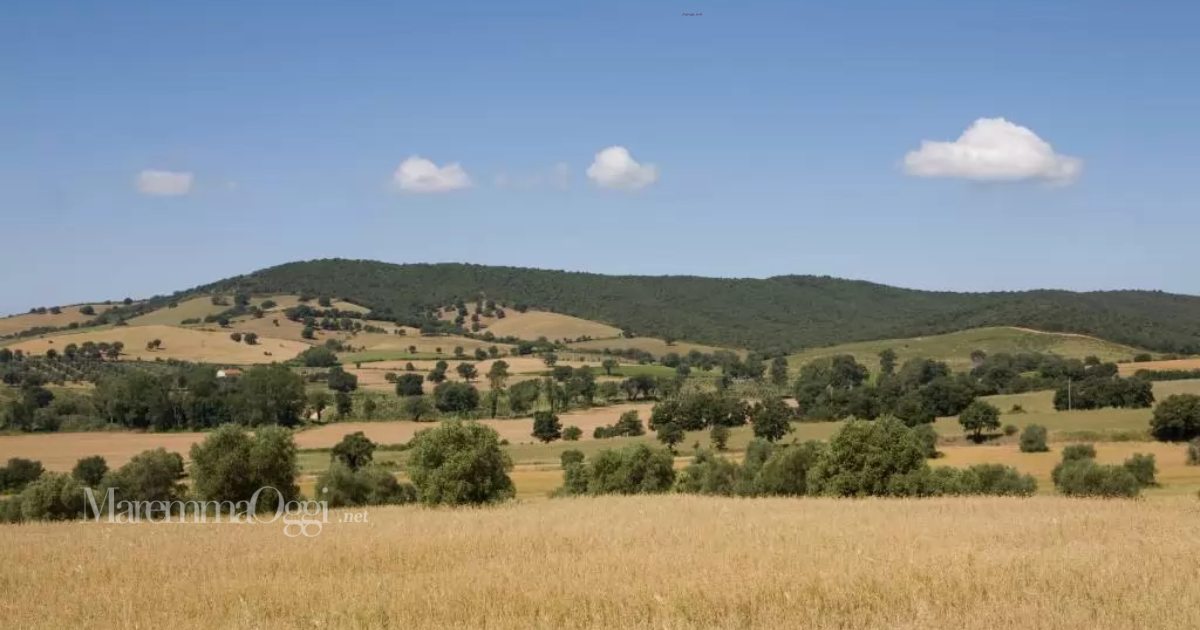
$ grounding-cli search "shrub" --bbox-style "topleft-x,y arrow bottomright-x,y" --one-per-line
72,455 -> 108,487
188,425 -> 298,509
1187,438 -> 1200,466
912,423 -> 939,458
316,462 -> 416,507
710,424 -> 730,451
560,449 -> 585,468
0,457 -> 45,492
394,373 -> 424,397
101,448 -> 186,503
1003,424 -> 1019,436
567,444 -> 675,496
808,418 -> 927,497
1150,394 -> 1200,441
432,382 -> 480,413
406,421 -> 514,506
594,410 -> 644,438
1019,425 -> 1050,453
562,425 -> 582,441
331,431 -> 376,471
887,464 -> 1036,497
1061,443 -> 1097,462
753,441 -> 825,497
19,473 -> 85,521
1055,459 -> 1141,498
1123,453 -> 1157,487
674,450 -> 740,496
298,346 -> 338,368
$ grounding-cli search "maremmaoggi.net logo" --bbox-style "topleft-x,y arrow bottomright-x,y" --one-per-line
82,486 -> 330,537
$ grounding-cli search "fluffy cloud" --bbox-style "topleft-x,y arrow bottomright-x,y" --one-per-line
903,118 -> 1082,183
586,146 -> 658,190
392,156 -> 472,193
136,170 -> 193,196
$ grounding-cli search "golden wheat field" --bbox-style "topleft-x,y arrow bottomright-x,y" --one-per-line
483,309 -> 623,342
7,325 -> 310,364
0,304 -> 114,336
2,495 -> 1199,629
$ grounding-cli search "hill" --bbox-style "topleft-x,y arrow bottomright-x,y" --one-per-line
188,259 -> 1200,354
787,326 -> 1147,373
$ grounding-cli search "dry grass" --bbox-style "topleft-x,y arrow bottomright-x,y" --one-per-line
125,296 -> 229,326
3,495 -> 1200,629
1120,358 -> 1200,376
7,325 -> 309,364
0,431 -> 207,472
568,336 -> 735,357
0,304 -> 112,336
483,310 -> 622,342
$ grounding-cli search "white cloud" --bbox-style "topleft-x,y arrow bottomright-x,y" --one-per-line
586,146 -> 658,190
494,162 -> 571,190
903,117 -> 1082,183
392,156 -> 472,193
136,170 -> 193,196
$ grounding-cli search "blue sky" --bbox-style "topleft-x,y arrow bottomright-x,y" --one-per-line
3,1 -> 1199,315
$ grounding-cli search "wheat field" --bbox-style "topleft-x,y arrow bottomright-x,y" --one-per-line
1,495 -> 1198,629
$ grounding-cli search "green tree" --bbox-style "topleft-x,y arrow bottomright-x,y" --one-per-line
1019,424 -> 1049,452
331,431 -> 376,471
233,366 -> 305,426
101,448 -> 186,503
20,473 -> 84,521
326,366 -> 358,392
334,391 -> 353,417
655,421 -> 685,452
601,358 -> 619,376
878,348 -> 898,376
532,411 -> 562,443
406,421 -> 514,506
769,356 -> 789,387
1150,394 -> 1200,441
71,456 -> 108,487
562,425 -> 582,441
189,425 -> 298,509
808,418 -> 927,497
402,395 -> 434,421
750,397 -> 793,442
456,362 -> 478,382
958,400 -> 1001,443
486,360 -> 510,390
308,391 -> 331,421
395,373 -> 425,397
433,381 -> 480,413
710,424 -> 730,451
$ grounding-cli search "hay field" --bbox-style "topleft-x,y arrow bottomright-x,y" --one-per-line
787,326 -> 1145,373
4,495 -> 1200,629
0,304 -> 111,337
126,296 -> 229,326
1120,357 -> 1200,375
294,402 -> 655,448
7,325 -> 309,364
483,310 -> 622,342
568,336 -> 734,357
0,430 -> 206,472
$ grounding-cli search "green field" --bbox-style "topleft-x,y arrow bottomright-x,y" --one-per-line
787,326 -> 1149,373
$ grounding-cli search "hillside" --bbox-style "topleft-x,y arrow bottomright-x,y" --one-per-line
786,326 -> 1147,373
190,259 -> 1200,354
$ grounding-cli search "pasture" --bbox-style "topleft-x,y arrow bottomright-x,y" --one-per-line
7,325 -> 309,364
482,309 -> 622,342
787,326 -> 1147,373
4,495 -> 1200,629
0,304 -> 112,337
567,335 -> 734,357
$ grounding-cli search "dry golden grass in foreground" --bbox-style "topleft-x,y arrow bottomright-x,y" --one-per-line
3,495 -> 1200,629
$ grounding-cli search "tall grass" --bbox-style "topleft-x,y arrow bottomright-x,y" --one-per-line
2,495 -> 1199,628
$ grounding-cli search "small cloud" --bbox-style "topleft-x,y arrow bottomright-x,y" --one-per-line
903,117 -> 1082,183
393,156 -> 472,193
136,170 -> 193,196
494,162 -> 571,190
586,146 -> 658,190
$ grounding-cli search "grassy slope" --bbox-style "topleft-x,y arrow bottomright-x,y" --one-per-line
787,325 -> 1147,372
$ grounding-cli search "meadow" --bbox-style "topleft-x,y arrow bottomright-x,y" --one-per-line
3,495 -> 1199,629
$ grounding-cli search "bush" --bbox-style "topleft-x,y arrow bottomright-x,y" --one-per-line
1187,438 -> 1200,466
594,410 -> 644,438
752,441 -> 825,497
808,418 -> 927,497
531,411 -> 562,443
72,455 -> 108,487
406,421 -> 514,506
1061,443 -> 1097,462
188,425 -> 299,509
912,423 -> 939,458
1019,425 -> 1050,453
675,450 -> 740,496
19,473 -> 85,521
0,457 -> 45,492
331,431 -> 376,471
1123,453 -> 1157,487
560,449 -> 585,468
1054,459 -> 1141,498
710,424 -> 730,451
886,464 -> 1036,497
298,346 -> 338,368
564,444 -> 675,496
394,373 -> 424,397
1003,424 -> 1019,436
562,425 -> 582,441
101,448 -> 186,503
1150,394 -> 1200,441
316,462 -> 416,507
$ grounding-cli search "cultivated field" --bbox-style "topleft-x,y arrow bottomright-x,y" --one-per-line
0,303 -> 113,337
483,310 -> 622,342
4,495 -> 1199,629
125,296 -> 229,326
567,336 -> 734,357
1119,357 -> 1200,375
7,324 -> 309,364
787,326 -> 1147,373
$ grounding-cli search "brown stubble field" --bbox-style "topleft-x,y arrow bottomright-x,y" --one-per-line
3,495 -> 1200,629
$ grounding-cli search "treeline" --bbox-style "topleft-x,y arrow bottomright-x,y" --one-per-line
190,259 -> 1200,353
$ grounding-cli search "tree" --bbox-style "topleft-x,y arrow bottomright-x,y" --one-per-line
189,425 -> 298,509
19,473 -> 84,521
456,362 -> 478,382
808,418 -> 927,497
301,326 -> 316,340
532,411 -> 562,443
879,348 -> 898,376
601,358 -> 619,376
486,360 -> 510,390
769,357 -> 789,387
1150,394 -> 1200,441
542,352 -> 558,367
1019,424 -> 1049,452
72,456 -> 108,487
362,398 -> 378,420
326,366 -> 358,392
958,400 -> 1001,443
299,346 -> 338,367
331,431 -> 376,471
406,421 -> 514,506
426,360 -> 449,384
316,461 -> 416,508
562,425 -> 582,441
402,395 -> 434,421
0,458 -> 45,492
334,391 -> 353,417
564,444 -> 675,496
710,424 -> 730,451
433,382 -> 480,413
655,421 -> 685,452
230,332 -> 243,343
308,391 -> 331,421
101,448 -> 186,503
79,305 -> 95,316
395,373 -> 424,397
230,366 -> 306,427
750,397 -> 793,442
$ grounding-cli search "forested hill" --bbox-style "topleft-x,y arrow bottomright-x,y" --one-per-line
194,259 -> 1200,354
